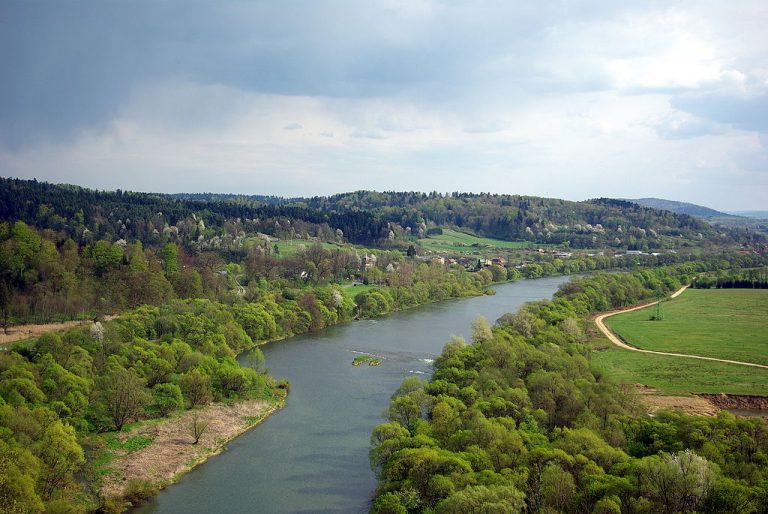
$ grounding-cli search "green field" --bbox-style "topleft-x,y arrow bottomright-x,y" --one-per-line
418,229 -> 533,254
342,283 -> 379,298
592,340 -> 768,395
243,237 -> 344,257
605,288 -> 768,366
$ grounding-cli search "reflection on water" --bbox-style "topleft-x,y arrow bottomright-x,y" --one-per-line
135,276 -> 571,514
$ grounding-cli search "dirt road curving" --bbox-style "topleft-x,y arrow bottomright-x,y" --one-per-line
594,286 -> 768,370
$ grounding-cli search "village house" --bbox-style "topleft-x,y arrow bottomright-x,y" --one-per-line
362,253 -> 378,270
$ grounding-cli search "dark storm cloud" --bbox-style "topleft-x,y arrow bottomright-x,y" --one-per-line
1,1 -> 766,210
0,0 -> 636,147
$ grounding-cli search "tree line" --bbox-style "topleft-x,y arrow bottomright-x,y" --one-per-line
691,267 -> 768,289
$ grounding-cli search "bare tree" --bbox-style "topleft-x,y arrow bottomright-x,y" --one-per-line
189,412 -> 210,445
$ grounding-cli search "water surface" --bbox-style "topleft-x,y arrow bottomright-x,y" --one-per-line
136,276 -> 570,513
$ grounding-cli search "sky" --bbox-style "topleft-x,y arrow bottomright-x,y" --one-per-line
1,1 -> 767,211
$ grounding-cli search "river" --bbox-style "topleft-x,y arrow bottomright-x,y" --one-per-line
135,276 -> 571,514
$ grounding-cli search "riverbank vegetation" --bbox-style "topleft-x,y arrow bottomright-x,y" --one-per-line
0,300 -> 288,511
370,264 -> 768,513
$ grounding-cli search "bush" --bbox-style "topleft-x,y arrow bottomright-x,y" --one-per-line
122,478 -> 158,506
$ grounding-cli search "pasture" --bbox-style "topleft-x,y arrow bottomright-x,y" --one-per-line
419,228 -> 534,254
605,288 -> 768,366
591,340 -> 768,395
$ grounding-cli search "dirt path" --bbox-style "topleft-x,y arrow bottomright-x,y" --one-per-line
594,286 -> 768,370
0,315 -> 118,345
0,320 -> 88,345
100,398 -> 282,499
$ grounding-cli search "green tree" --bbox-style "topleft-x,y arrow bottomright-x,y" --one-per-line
33,420 -> 85,500
179,370 -> 213,407
634,450 -> 714,514
162,243 -> 180,277
471,315 -> 493,343
540,462 -> 575,512
150,383 -> 184,417
435,485 -> 525,513
0,439 -> 43,513
98,366 -> 149,431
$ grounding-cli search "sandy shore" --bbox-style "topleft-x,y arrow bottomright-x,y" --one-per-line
99,398 -> 283,499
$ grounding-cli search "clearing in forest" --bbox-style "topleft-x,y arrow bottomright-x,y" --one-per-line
418,228 -> 533,254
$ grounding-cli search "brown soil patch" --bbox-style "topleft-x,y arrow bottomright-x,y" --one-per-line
0,315 -> 118,345
0,320 -> 88,345
697,393 -> 768,411
634,384 -> 720,416
100,398 -> 282,498
640,394 -> 720,416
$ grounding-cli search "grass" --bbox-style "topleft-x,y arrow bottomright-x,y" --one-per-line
418,228 -> 534,254
243,236 -> 343,257
89,433 -> 155,479
105,434 -> 155,453
343,283 -> 379,298
591,336 -> 768,395
605,289 -> 768,365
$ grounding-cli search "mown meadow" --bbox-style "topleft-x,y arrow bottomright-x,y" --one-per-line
605,289 -> 768,366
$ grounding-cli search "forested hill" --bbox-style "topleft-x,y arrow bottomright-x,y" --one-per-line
625,197 -> 733,218
0,177 -> 388,246
173,190 -> 757,250
298,191 -> 755,250
0,177 -> 762,251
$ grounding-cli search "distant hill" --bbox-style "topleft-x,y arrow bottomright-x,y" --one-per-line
625,198 -> 733,218
728,211 -> 768,220
1,177 -> 761,250
624,198 -> 768,237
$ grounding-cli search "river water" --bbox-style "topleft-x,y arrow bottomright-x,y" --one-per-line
135,276 -> 570,514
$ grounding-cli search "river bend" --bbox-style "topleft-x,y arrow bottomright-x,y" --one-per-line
136,276 -> 570,513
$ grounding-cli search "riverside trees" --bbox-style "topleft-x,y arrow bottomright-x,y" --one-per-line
370,266 -> 768,513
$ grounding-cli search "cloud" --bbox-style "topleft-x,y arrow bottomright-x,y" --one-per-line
349,129 -> 388,140
672,90 -> 768,133
463,121 -> 510,134
1,1 -> 767,210
647,111 -> 727,139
